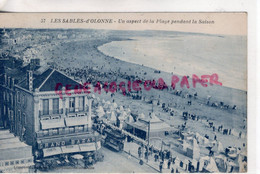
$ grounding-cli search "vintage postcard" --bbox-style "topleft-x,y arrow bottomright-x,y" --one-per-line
0,13 -> 247,173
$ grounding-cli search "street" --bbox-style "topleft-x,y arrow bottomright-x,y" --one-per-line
44,147 -> 158,173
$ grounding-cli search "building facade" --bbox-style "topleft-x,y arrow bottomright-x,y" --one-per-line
15,67 -> 101,158
1,58 -> 101,159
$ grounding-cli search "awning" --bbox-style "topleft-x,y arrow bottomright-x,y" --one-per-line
61,145 -> 80,154
43,147 -> 63,157
65,116 -> 89,127
79,143 -> 96,152
0,133 -> 15,140
40,118 -> 65,130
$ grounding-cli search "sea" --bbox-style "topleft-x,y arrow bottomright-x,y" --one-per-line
98,33 -> 247,91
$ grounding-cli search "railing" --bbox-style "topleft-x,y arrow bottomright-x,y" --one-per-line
39,109 -> 88,116
39,109 -> 63,116
36,125 -> 91,138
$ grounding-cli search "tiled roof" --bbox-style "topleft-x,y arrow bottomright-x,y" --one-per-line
39,70 -> 81,92
17,67 -> 81,92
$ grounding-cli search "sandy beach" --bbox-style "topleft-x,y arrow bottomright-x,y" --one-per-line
9,28 -> 247,149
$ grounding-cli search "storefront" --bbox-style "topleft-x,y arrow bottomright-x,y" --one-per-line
36,134 -> 101,158
0,130 -> 34,173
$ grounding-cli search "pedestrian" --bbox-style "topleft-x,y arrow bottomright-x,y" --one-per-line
34,167 -> 37,173
138,147 -> 142,158
171,167 -> 174,173
84,159 -> 88,169
168,159 -> 171,169
188,160 -> 192,172
159,162 -> 163,173
150,145 -> 154,156
145,151 -> 148,162
239,131 -> 242,138
229,129 -> 232,135
214,135 -> 217,140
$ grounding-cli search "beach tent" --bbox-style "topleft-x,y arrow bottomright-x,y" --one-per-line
215,154 -> 227,172
112,102 -> 118,109
126,115 -> 134,123
205,157 -> 219,173
199,156 -> 219,173
126,112 -> 171,140
217,141 -> 224,152
138,113 -> 145,120
126,108 -> 131,114
103,102 -> 109,109
105,111 -> 111,119
195,133 -> 204,144
96,106 -> 105,118
119,105 -> 124,111
193,138 -> 200,160
110,111 -> 117,123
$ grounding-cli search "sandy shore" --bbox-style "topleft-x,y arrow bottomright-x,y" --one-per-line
16,29 -> 246,148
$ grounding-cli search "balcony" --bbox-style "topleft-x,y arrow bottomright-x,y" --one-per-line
39,109 -> 87,117
36,125 -> 92,138
39,109 -> 64,116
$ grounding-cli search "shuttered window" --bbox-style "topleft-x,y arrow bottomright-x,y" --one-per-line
53,98 -> 59,114
43,99 -> 49,115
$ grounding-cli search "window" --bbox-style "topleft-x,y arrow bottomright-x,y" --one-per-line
78,96 -> 84,111
10,93 -> 13,105
6,93 -> 9,102
52,98 -> 59,114
17,110 -> 21,121
22,94 -> 25,106
42,99 -> 49,115
23,113 -> 26,125
69,97 -> 75,112
3,91 -> 5,100
17,91 -> 20,103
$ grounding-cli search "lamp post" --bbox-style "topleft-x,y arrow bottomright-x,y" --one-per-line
143,119 -> 151,162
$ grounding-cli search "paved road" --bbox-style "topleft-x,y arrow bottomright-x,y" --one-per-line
44,147 -> 157,173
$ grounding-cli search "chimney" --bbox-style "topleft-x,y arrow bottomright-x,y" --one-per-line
30,58 -> 40,70
27,70 -> 33,91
